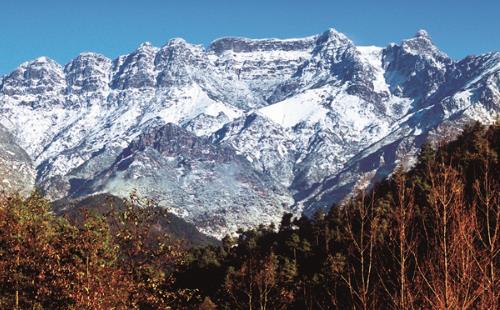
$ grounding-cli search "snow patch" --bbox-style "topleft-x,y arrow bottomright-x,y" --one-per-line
357,46 -> 390,93
259,88 -> 329,127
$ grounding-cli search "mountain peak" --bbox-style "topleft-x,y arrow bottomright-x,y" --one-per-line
67,53 -> 111,69
35,56 -> 52,63
134,42 -> 159,55
405,29 -> 433,45
138,41 -> 153,48
14,56 -> 64,77
321,28 -> 349,41
22,56 -> 61,69
401,29 -> 448,58
415,29 -> 430,38
316,28 -> 352,47
166,38 -> 188,46
76,52 -> 107,59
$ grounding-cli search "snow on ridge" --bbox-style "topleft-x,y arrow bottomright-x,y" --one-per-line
356,46 -> 390,93
155,84 -> 243,127
209,34 -> 319,45
259,88 -> 329,128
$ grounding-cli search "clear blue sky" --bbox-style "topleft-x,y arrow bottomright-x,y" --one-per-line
1,0 -> 499,75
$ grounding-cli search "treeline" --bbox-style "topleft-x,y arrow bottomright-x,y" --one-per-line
0,122 -> 499,309
177,122 -> 499,309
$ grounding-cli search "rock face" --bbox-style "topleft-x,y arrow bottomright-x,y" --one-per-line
0,124 -> 35,195
0,28 -> 498,237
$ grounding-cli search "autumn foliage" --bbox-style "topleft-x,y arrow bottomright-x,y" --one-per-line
0,193 -> 198,309
177,122 -> 499,309
0,122 -> 499,309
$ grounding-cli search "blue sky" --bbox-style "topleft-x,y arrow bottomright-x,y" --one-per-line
1,0 -> 499,75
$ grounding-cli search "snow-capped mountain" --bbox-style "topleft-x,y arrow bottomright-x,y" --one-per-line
0,28 -> 498,237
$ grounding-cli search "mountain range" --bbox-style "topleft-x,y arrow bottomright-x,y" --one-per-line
0,28 -> 498,237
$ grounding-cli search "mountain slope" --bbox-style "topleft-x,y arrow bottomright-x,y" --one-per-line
53,193 -> 219,247
0,28 -> 498,237
0,124 -> 35,195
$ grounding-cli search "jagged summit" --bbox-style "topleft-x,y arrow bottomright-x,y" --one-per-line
0,28 -> 498,237
18,56 -> 62,71
164,37 -> 191,47
73,52 -> 109,59
139,41 -> 153,48
35,56 -> 54,63
318,27 -> 351,42
400,29 -> 448,58
207,34 -> 318,55
134,41 -> 159,53
415,29 -> 430,38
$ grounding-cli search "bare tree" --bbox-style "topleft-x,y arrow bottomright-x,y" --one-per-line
470,158 -> 499,309
379,170 -> 418,309
342,191 -> 382,309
